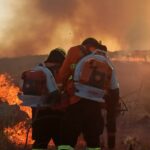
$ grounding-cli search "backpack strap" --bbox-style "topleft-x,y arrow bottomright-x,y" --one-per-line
93,49 -> 107,56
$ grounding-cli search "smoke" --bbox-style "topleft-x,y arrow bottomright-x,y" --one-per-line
72,0 -> 150,50
0,0 -> 150,57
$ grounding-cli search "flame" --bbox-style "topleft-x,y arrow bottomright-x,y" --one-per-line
111,56 -> 150,62
0,74 -> 83,147
0,74 -> 33,146
4,121 -> 33,145
0,74 -> 32,118
0,74 -> 20,105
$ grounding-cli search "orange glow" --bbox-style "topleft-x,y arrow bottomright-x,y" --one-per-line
0,0 -> 150,57
101,36 -> 121,51
50,23 -> 74,51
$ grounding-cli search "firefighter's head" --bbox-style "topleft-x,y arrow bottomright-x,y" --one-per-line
44,48 -> 66,64
82,37 -> 100,51
82,37 -> 108,52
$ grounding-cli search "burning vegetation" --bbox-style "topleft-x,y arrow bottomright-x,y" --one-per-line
110,50 -> 150,62
0,74 -> 33,149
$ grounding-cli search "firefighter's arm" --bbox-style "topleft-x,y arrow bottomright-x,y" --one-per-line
106,70 -> 120,149
46,90 -> 61,104
56,48 -> 74,88
105,88 -> 119,149
109,69 -> 120,108
108,88 -> 120,111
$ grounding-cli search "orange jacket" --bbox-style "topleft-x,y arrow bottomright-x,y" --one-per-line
56,45 -> 87,104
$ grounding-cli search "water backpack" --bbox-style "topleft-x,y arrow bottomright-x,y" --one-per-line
19,65 -> 58,107
74,49 -> 113,102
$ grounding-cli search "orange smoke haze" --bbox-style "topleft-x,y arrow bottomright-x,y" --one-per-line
0,0 -> 150,57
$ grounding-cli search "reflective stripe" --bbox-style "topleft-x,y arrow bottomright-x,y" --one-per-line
32,149 -> 47,150
58,145 -> 74,150
70,63 -> 76,69
68,75 -> 73,80
18,93 -> 48,107
74,82 -> 105,102
87,147 -> 101,150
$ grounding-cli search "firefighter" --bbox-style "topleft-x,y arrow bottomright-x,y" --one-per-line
31,48 -> 66,150
57,38 -> 119,150
97,44 -> 120,150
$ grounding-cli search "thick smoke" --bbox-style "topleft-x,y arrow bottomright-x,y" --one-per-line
0,0 -> 150,57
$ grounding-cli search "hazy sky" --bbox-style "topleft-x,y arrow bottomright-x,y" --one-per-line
0,0 -> 150,57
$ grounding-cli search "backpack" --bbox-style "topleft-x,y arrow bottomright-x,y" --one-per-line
19,65 -> 58,107
21,70 -> 48,96
74,49 -> 113,102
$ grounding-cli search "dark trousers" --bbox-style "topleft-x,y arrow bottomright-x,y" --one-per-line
60,99 -> 104,148
32,108 -> 63,149
106,110 -> 117,149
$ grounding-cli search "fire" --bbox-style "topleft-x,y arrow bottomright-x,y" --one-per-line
0,74 -> 33,146
4,121 -> 33,145
111,56 -> 150,62
0,74 -> 31,117
0,74 -> 21,105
